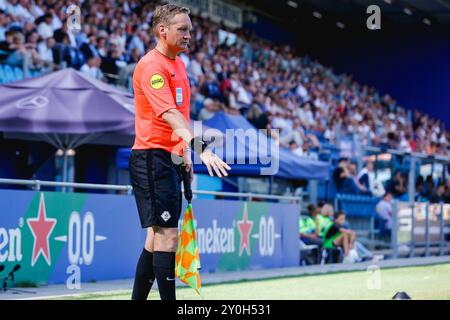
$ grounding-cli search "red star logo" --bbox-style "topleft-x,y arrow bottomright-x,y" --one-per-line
237,203 -> 253,256
27,193 -> 56,267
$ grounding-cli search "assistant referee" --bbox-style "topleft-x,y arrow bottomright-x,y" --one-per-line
129,4 -> 230,300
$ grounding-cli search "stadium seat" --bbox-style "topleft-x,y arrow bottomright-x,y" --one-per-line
2,64 -> 15,83
13,66 -> 24,81
336,194 -> 380,218
30,69 -> 42,78
317,179 -> 337,202
0,64 -> 5,84
335,193 -> 382,243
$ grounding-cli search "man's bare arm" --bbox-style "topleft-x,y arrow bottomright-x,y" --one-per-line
162,108 -> 231,177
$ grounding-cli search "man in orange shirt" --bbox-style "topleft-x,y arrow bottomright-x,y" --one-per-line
129,4 -> 230,300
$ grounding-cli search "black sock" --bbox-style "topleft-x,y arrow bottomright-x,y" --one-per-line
131,248 -> 155,300
153,251 -> 176,300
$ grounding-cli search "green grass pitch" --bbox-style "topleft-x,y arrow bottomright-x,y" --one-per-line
52,263 -> 450,300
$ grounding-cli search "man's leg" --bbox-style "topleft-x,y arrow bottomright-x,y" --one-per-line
349,231 -> 356,249
131,228 -> 155,300
153,226 -> 178,300
333,234 -> 350,256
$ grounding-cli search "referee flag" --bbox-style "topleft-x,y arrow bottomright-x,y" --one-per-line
175,203 -> 202,297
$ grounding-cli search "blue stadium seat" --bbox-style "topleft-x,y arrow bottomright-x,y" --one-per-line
13,66 -> 24,81
2,64 -> 15,83
0,64 -> 5,84
30,69 -> 42,78
317,178 -> 337,202
336,193 -> 380,218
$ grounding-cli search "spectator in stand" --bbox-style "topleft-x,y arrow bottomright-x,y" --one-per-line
4,31 -> 27,69
80,33 -> 99,62
246,99 -> 268,128
348,161 -> 369,194
80,56 -> 103,80
100,42 -> 127,84
279,118 -> 304,148
333,158 -> 366,194
24,30 -> 45,70
444,179 -> 450,203
0,29 -> 14,62
415,175 -> 427,201
5,0 -> 34,23
0,0 -> 447,161
118,47 -> 142,87
289,141 -> 302,158
390,171 -> 407,198
128,28 -> 148,57
375,192 -> 393,239
0,9 -> 10,41
52,31 -> 71,69
201,72 -> 222,100
424,175 -> 436,200
36,12 -> 53,40
53,18 -> 76,48
358,160 -> 385,197
36,35 -> 55,71
96,31 -> 108,58
430,183 -> 446,204
198,98 -> 219,121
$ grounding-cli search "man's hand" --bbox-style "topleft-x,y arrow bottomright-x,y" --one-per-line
160,108 -> 231,178
200,149 -> 231,178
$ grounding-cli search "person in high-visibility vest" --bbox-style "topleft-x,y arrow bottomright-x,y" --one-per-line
317,203 -> 334,238
299,204 -> 322,245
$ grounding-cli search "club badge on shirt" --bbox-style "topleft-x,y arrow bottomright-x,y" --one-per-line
176,87 -> 183,106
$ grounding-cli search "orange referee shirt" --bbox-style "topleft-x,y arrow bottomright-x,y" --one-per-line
132,49 -> 190,155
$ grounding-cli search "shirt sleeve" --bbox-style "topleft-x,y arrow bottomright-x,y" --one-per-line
140,62 -> 177,118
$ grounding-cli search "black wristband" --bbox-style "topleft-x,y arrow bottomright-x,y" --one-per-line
190,136 -> 208,154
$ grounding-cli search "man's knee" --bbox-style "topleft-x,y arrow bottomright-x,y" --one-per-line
144,228 -> 155,252
154,227 -> 179,252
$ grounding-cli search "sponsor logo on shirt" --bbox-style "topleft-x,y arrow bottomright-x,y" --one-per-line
150,74 -> 165,89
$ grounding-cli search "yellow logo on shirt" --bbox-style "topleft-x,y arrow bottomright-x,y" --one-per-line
150,74 -> 165,89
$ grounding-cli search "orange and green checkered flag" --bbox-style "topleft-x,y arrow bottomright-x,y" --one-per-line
175,203 -> 202,297
176,165 -> 202,297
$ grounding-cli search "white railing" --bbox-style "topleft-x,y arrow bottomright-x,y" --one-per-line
0,178 -> 302,203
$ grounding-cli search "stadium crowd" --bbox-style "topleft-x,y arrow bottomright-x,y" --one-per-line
1,0 -> 449,201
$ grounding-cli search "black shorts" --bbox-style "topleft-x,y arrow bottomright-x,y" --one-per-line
129,148 -> 183,228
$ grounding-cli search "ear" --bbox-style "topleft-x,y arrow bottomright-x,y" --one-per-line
158,24 -> 167,39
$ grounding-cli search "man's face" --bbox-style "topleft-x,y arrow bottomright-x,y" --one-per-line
160,13 -> 192,53
351,163 -> 358,173
335,214 -> 346,226
87,57 -> 96,67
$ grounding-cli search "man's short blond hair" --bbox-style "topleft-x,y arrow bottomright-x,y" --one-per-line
152,4 -> 190,36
